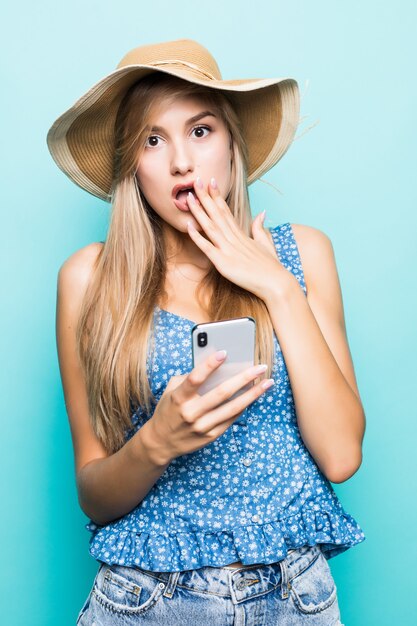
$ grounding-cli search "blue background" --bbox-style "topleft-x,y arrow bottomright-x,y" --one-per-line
1,1 -> 416,624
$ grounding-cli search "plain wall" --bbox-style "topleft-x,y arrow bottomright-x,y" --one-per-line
1,1 -> 416,624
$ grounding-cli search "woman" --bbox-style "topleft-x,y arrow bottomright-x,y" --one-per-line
49,39 -> 365,625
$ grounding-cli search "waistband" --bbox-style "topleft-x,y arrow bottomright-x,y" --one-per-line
221,548 -> 296,569
97,544 -> 323,605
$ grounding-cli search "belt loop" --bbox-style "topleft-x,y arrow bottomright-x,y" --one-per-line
163,571 -> 180,599
279,558 -> 290,600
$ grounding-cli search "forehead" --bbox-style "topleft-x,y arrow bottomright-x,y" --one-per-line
147,93 -> 218,124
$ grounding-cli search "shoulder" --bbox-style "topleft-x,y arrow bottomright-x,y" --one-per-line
290,223 -> 333,257
59,241 -> 104,279
289,223 -> 336,292
57,242 -> 104,311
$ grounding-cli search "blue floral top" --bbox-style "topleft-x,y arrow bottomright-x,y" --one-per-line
86,223 -> 365,571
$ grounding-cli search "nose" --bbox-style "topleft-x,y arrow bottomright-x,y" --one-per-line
170,139 -> 194,176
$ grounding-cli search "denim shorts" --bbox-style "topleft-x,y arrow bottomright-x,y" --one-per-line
76,544 -> 344,625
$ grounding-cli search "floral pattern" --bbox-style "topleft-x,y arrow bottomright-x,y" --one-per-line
86,223 -> 365,571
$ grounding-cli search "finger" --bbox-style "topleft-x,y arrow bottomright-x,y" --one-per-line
193,176 -> 218,214
173,350 -> 229,403
183,361 -> 270,419
208,177 -> 221,197
186,219 -> 218,262
208,177 -> 242,230
193,177 -> 236,233
207,176 -> 232,212
165,373 -> 188,392
251,210 -> 265,233
251,213 -> 276,249
186,192 -> 223,246
197,375 -> 275,436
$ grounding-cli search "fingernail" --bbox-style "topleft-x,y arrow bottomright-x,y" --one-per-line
196,176 -> 203,188
261,378 -> 275,390
260,210 -> 266,224
254,364 -> 268,374
215,350 -> 227,361
187,191 -> 195,203
210,177 -> 217,189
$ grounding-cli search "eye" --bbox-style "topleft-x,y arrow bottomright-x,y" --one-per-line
145,135 -> 162,148
192,125 -> 211,139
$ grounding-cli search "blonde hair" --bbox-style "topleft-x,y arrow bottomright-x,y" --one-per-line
76,74 -> 275,454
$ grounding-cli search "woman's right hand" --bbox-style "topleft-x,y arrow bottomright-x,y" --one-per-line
144,351 -> 274,464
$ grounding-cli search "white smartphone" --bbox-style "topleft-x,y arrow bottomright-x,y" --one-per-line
191,316 -> 256,402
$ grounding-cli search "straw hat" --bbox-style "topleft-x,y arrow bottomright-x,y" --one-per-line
47,39 -> 300,202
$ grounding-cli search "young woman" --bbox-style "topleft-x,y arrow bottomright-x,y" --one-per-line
48,39 -> 365,625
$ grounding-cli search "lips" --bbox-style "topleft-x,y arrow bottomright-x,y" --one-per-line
172,182 -> 195,199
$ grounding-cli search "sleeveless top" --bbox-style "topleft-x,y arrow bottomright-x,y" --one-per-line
86,223 -> 365,571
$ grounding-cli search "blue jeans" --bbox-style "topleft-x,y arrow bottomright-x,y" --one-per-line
77,544 -> 343,625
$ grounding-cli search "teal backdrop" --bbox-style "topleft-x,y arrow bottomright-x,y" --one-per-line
1,1 -> 416,624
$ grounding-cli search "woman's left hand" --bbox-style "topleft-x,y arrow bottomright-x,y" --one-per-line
186,176 -> 292,300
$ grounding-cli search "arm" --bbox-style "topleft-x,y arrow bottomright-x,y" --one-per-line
57,242 -> 275,527
56,244 -> 170,527
180,182 -> 365,483
263,225 -> 366,483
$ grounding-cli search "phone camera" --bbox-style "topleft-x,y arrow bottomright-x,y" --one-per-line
197,332 -> 208,347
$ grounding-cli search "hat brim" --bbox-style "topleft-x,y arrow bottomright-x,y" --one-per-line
47,64 -> 300,201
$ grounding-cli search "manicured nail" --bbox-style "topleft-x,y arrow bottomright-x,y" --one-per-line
261,378 -> 275,390
196,176 -> 203,188
260,210 -> 266,224
210,177 -> 217,189
187,191 -> 195,203
254,364 -> 268,374
187,220 -> 196,231
215,350 -> 227,361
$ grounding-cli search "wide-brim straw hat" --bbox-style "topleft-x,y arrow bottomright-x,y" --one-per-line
47,39 -> 300,202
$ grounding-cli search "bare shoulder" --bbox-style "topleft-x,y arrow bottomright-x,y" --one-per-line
290,223 -> 333,258
290,223 -> 336,293
289,222 -> 345,328
59,241 -> 104,287
57,242 -> 104,308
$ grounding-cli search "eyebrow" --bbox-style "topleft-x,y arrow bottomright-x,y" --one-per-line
149,110 -> 217,133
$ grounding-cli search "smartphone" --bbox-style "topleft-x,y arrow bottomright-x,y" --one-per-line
191,316 -> 256,402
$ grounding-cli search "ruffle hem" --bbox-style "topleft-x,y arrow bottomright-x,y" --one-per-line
85,505 -> 365,572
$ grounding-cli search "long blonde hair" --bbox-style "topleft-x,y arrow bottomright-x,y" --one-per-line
76,73 -> 275,454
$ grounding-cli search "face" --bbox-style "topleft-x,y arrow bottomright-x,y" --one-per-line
135,95 -> 232,233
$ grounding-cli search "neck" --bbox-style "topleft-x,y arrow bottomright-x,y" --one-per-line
162,222 -> 212,269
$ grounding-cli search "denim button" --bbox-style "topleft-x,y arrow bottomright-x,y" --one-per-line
158,582 -> 165,589
242,458 -> 252,467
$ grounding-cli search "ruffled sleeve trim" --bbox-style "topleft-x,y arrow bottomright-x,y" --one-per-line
85,505 -> 365,572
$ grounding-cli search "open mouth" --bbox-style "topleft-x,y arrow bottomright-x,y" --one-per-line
175,187 -> 194,203
173,185 -> 197,211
